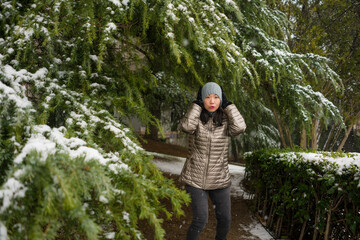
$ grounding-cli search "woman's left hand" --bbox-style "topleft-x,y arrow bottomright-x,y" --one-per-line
221,86 -> 232,109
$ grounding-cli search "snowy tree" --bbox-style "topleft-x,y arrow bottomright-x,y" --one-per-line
0,1 -> 191,239
0,0 -> 346,238
140,0 -> 345,151
277,0 -> 360,151
239,1 -> 345,151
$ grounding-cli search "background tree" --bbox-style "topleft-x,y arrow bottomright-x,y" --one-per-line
276,0 -> 360,151
218,0 -> 344,153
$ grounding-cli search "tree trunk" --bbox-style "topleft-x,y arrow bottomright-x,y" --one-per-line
268,201 -> 275,227
311,118 -> 319,150
275,217 -> 280,237
273,109 -> 287,148
316,129 -> 321,148
299,221 -> 307,240
312,215 -> 318,240
313,192 -> 320,240
275,216 -> 282,237
329,126 -> 342,151
337,111 -> 360,151
322,124 -> 336,150
262,188 -> 268,219
324,210 -> 331,240
336,123 -> 354,151
285,125 -> 294,149
300,124 -> 307,149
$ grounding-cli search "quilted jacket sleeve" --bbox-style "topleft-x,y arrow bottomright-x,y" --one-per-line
224,104 -> 246,136
178,103 -> 202,135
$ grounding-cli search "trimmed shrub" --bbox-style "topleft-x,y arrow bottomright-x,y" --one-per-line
244,149 -> 360,239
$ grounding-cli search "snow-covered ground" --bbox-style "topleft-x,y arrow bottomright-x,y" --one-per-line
149,151 -> 274,240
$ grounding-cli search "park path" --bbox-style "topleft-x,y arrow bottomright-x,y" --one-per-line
149,151 -> 275,240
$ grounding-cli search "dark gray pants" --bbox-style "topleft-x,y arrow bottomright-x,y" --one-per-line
185,185 -> 231,240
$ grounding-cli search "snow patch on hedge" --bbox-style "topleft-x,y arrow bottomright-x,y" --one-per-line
276,152 -> 360,174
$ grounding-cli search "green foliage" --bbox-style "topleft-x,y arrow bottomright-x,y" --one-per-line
3,151 -> 108,240
0,0 -> 192,238
0,123 -> 190,239
0,94 -> 31,185
0,98 -> 17,184
244,149 -> 360,239
113,150 -> 190,239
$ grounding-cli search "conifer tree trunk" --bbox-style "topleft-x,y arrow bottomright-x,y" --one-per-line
273,109 -> 287,148
285,125 -> 294,149
337,111 -> 360,151
323,124 -> 336,151
300,124 -> 307,149
329,126 -> 342,151
336,123 -> 354,151
311,118 -> 319,150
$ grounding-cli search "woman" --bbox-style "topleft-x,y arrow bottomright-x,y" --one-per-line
178,82 -> 246,240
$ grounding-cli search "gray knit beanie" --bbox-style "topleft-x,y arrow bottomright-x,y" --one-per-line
201,82 -> 222,104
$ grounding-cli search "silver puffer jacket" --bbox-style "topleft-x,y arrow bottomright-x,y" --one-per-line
179,103 -> 246,190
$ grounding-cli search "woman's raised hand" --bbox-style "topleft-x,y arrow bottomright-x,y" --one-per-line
193,87 -> 204,109
220,86 -> 232,109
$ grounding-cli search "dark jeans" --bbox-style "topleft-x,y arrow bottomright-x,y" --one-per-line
185,185 -> 231,240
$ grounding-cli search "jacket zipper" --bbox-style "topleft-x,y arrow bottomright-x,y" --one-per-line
203,121 -> 212,188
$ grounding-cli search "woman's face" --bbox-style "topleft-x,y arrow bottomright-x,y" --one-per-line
204,94 -> 221,112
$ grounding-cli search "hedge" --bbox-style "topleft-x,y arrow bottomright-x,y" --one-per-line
243,149 -> 360,240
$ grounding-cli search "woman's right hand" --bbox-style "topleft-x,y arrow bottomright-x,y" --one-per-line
193,87 -> 204,108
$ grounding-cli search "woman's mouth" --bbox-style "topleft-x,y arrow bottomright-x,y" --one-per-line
210,106 -> 215,109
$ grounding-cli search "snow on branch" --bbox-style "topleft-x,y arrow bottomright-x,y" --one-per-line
0,178 -> 27,214
291,84 -> 343,124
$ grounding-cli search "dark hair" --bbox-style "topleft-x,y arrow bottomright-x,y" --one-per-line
200,108 -> 224,126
